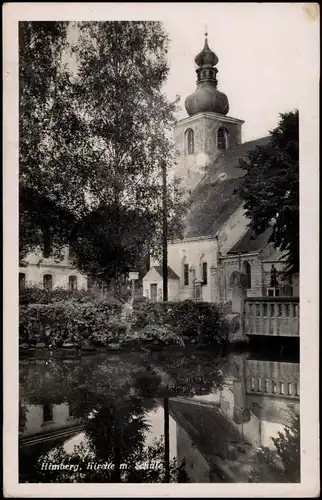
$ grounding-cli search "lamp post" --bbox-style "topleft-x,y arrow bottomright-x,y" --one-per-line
161,160 -> 170,482
162,159 -> 168,302
163,396 -> 170,483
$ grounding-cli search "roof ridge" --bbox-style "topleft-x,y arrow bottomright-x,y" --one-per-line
225,135 -> 271,151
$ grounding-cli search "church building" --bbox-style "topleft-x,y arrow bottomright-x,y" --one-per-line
143,33 -> 299,303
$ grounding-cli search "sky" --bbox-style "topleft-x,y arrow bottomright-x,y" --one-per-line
162,3 -> 319,141
63,3 -> 319,143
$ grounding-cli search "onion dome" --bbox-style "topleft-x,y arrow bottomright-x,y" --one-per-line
185,31 -> 229,117
195,37 -> 218,67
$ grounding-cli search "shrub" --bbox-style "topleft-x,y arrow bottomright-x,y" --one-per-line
121,324 -> 185,347
19,299 -> 125,347
19,284 -> 97,306
19,286 -> 228,348
132,300 -> 228,345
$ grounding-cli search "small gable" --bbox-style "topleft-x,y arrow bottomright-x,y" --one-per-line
142,266 -> 180,282
142,267 -> 163,282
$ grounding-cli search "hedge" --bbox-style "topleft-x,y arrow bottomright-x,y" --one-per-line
19,284 -> 98,306
132,300 -> 228,345
19,288 -> 228,348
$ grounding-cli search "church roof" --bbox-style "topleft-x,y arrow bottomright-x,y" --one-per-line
152,266 -> 180,280
227,227 -> 272,254
184,136 -> 271,239
185,177 -> 243,238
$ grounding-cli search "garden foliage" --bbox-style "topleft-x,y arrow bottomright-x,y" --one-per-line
19,287 -> 228,348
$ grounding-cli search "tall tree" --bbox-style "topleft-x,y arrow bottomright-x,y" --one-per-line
20,21 -> 185,280
237,110 -> 299,276
67,22 -> 185,282
19,22 -> 94,264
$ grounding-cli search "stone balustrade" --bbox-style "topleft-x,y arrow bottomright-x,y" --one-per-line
244,297 -> 299,337
245,359 -> 300,398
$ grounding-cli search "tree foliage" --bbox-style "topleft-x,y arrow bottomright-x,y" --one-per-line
19,22 -> 92,263
249,412 -> 300,482
19,21 -> 186,279
237,110 -> 299,275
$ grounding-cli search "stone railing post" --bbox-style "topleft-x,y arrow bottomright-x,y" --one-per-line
226,271 -> 248,343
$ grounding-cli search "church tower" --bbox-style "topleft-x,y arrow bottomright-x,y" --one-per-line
174,31 -> 244,194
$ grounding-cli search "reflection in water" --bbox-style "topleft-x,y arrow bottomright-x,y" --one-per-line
19,349 -> 300,483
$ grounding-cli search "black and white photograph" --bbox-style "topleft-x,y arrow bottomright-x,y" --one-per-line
3,2 -> 319,497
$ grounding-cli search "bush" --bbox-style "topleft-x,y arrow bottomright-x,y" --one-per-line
19,284 -> 97,306
19,287 -> 228,348
132,300 -> 228,345
19,299 -> 125,347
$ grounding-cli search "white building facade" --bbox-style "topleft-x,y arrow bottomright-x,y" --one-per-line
19,247 -> 88,291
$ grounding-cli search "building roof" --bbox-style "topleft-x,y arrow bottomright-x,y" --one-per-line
184,136 -> 271,239
152,266 -> 180,280
227,227 -> 272,254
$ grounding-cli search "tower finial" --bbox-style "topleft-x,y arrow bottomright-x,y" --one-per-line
204,24 -> 208,39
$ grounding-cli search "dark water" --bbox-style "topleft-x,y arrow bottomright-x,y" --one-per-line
19,343 -> 300,483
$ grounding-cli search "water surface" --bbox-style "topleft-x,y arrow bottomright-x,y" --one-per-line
19,346 -> 300,483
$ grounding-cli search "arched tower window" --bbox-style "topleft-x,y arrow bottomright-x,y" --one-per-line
185,128 -> 194,155
242,261 -> 251,289
217,127 -> 229,150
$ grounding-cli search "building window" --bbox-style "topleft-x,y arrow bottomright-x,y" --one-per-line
193,282 -> 202,301
43,404 -> 53,423
43,274 -> 53,290
19,273 -> 26,291
68,405 -> 75,418
242,261 -> 251,289
183,264 -> 189,286
69,275 -> 77,291
217,127 -> 228,150
202,262 -> 208,285
267,287 -> 280,297
185,128 -> 194,155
